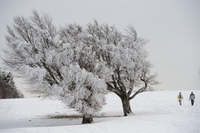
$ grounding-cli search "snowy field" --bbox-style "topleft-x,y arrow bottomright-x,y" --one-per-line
0,91 -> 199,133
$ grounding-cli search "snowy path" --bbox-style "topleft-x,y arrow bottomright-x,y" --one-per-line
0,91 -> 199,133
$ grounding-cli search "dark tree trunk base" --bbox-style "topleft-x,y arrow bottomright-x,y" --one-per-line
82,115 -> 94,124
121,95 -> 132,116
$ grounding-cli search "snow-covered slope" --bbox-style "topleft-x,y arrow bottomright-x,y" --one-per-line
0,91 -> 199,133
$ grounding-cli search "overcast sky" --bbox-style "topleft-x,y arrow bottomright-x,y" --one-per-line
0,0 -> 200,95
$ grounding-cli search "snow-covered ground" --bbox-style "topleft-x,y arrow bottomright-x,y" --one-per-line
0,91 -> 199,133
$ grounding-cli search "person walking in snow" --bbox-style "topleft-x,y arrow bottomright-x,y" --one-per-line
189,92 -> 195,106
177,92 -> 183,105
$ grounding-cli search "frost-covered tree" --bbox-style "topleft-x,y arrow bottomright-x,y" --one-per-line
79,21 -> 159,116
3,10 -> 158,121
0,69 -> 24,99
3,11 -> 107,124
59,21 -> 158,116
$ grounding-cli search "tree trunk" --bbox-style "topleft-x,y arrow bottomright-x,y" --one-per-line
120,95 -> 132,116
82,115 -> 94,124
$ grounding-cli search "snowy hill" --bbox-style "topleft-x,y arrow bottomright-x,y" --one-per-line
0,91 -> 199,133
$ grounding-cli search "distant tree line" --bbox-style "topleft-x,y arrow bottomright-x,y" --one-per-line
0,69 -> 24,99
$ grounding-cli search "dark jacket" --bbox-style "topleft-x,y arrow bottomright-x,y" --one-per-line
189,94 -> 195,100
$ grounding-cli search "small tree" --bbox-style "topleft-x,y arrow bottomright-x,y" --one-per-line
0,69 -> 24,99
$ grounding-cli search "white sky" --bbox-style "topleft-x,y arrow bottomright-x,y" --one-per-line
0,0 -> 200,92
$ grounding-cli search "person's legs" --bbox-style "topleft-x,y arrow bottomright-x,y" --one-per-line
179,100 -> 182,105
191,100 -> 194,106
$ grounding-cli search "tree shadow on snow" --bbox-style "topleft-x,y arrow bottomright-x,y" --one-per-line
46,114 -> 123,119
